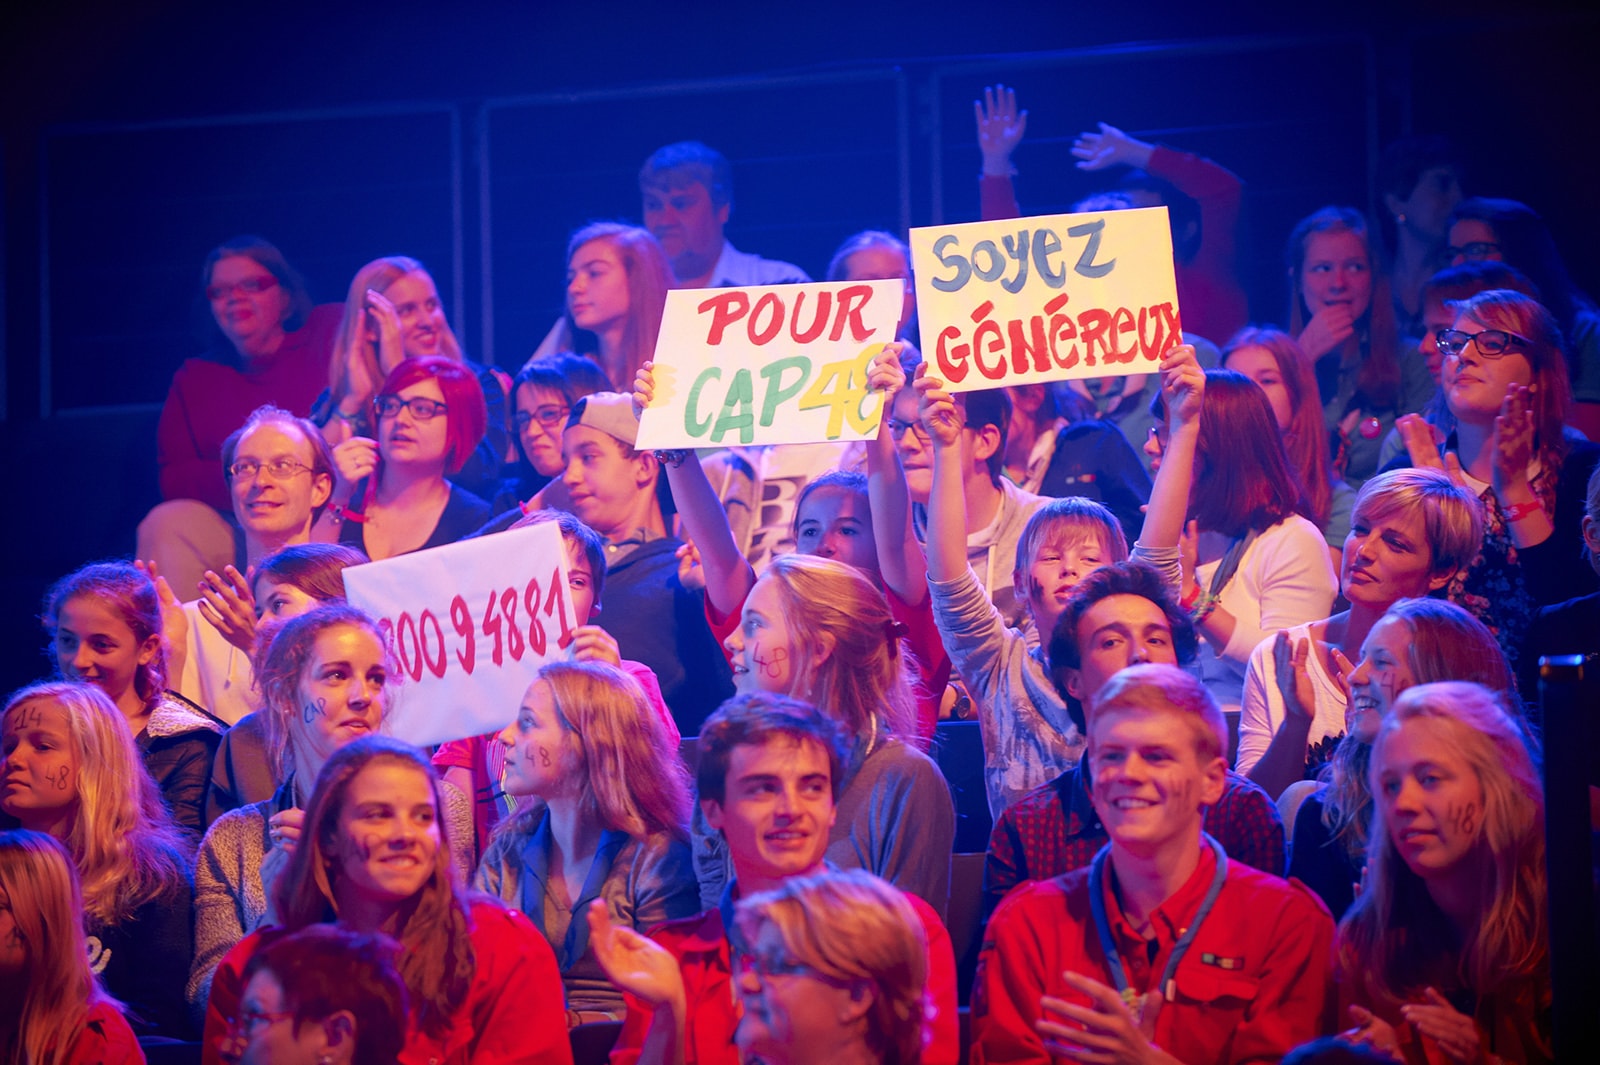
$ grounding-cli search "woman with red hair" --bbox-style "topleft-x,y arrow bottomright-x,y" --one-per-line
318,356 -> 491,560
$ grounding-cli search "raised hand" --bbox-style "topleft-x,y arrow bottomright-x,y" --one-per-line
1490,382 -> 1536,499
197,565 -> 258,654
365,288 -> 406,378
1157,344 -> 1204,428
566,624 -> 622,667
1071,122 -> 1155,172
975,84 -> 1028,175
330,436 -> 380,497
912,363 -> 964,449
586,898 -> 686,1008
867,342 -> 907,394
632,361 -> 657,420
675,540 -> 705,593
1272,632 -> 1319,727
1297,304 -> 1357,361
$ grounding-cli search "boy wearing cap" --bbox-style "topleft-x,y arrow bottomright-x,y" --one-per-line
973,664 -> 1332,1065
561,391 -> 733,734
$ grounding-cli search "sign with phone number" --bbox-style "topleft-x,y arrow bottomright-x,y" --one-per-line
343,521 -> 578,746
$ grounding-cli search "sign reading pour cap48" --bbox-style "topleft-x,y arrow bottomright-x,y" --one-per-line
636,278 -> 903,449
910,207 -> 1182,392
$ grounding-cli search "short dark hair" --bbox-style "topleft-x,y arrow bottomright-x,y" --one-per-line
509,509 -> 608,605
1420,260 -> 1540,307
695,693 -> 847,806
639,141 -> 733,209
958,388 -> 1010,485
1048,558 -> 1198,675
243,925 -> 408,1065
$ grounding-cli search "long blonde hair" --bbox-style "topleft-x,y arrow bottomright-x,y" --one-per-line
495,661 -> 690,843
735,868 -> 929,1065
0,830 -> 121,1065
760,555 -> 918,740
0,683 -> 188,930
1338,682 -> 1546,1009
328,256 -> 464,401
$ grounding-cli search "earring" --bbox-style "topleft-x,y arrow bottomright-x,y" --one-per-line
1396,212 -> 1407,225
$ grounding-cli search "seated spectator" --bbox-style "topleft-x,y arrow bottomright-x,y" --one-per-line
314,256 -> 508,501
1391,290 -> 1600,672
826,229 -> 918,341
524,223 -> 672,395
636,347 -> 948,742
1520,461 -> 1600,723
1288,598 -> 1521,920
639,141 -> 809,290
1224,327 -> 1354,560
556,392 -> 733,733
890,374 -> 1046,634
139,236 -> 340,600
1287,207 -> 1434,488
44,562 -> 224,833
1375,259 -> 1542,471
1,682 -> 194,1039
0,829 -> 144,1063
975,84 -> 1248,345
475,660 -> 698,1024
1448,196 -> 1600,436
972,665 -> 1334,1065
1239,468 -> 1484,799
437,509 -> 676,856
1375,136 -> 1464,334
1337,682 -> 1549,1063
484,353 -> 613,526
319,355 -> 493,560
695,556 -> 955,917
167,404 -> 338,727
190,605 -> 472,1015
730,869 -> 929,1065
216,925 -> 407,1065
918,348 -> 1203,814
593,693 -> 958,1065
1148,370 -> 1338,713
202,736 -> 572,1065
205,543 -> 369,822
984,560 -> 1286,921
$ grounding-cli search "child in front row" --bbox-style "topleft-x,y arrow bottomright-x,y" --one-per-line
917,347 -> 1205,816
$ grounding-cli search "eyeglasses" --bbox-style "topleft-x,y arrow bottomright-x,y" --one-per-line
1445,241 -> 1501,262
886,418 -> 928,443
228,458 -> 315,481
1146,424 -> 1170,449
229,1007 -> 295,1037
1435,328 -> 1530,359
513,405 -> 570,433
206,276 -> 279,302
375,395 -> 449,420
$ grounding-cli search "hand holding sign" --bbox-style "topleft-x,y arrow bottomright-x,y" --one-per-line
910,207 -> 1182,392
342,521 -> 578,746
636,279 -> 903,450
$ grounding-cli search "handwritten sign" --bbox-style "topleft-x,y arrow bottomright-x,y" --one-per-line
636,279 -> 902,449
342,521 -> 578,747
909,207 -> 1182,392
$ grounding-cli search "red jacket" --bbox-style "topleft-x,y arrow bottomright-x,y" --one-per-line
203,900 -> 574,1065
53,1000 -> 146,1065
609,890 -> 960,1065
974,844 -> 1335,1065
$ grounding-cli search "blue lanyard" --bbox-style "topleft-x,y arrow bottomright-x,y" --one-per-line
1088,834 -> 1229,1008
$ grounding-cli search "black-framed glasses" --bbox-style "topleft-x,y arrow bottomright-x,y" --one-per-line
1435,328 -> 1529,359
206,276 -> 278,302
375,395 -> 449,420
228,458 -> 315,481
886,417 -> 929,443
1446,241 -> 1501,262
513,404 -> 570,433
228,1007 -> 295,1037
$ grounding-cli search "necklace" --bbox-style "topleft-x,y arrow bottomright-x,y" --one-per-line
1087,835 -> 1228,1025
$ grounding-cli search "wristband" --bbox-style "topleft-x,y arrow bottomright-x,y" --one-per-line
653,449 -> 690,469
1501,499 -> 1542,523
1180,580 -> 1202,611
1189,590 -> 1220,624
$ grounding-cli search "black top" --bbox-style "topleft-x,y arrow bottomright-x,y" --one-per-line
93,856 -> 196,1040
1287,790 -> 1361,920
339,481 -> 493,556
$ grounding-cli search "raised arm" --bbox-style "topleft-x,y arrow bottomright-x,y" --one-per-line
865,345 -> 927,606
975,84 -> 1027,221
633,362 -> 755,618
913,364 -> 971,582
1136,345 -> 1204,557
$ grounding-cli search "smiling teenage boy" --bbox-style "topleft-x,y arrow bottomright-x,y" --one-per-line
973,664 -> 1333,1065
594,693 -> 959,1065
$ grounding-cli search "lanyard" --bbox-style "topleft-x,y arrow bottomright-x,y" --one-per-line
1088,834 -> 1228,1012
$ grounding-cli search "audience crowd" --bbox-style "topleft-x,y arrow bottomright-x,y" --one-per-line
7,87 -> 1597,1065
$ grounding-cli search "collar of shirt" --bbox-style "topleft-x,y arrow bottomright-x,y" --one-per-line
1061,760 -> 1104,839
604,526 -> 662,563
1102,841 -> 1220,986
